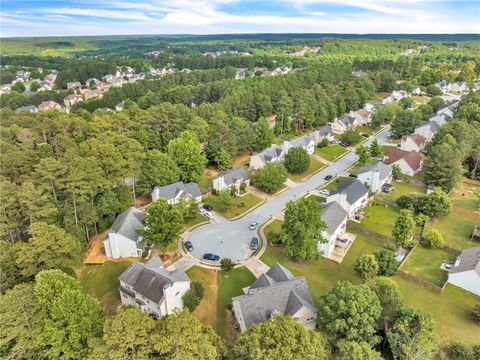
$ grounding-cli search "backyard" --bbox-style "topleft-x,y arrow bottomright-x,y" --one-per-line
378,180 -> 426,202
359,203 -> 399,237
432,210 -> 478,250
199,168 -> 218,194
288,157 -> 326,182
314,144 -> 348,162
402,245 -> 456,287
207,193 -> 264,219
77,261 -> 133,316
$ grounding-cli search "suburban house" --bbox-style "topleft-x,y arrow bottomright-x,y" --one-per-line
119,257 -> 191,318
383,148 -> 423,176
318,201 -> 349,258
151,181 -> 202,205
356,162 -> 393,193
84,89 -> 103,100
66,81 -> 82,90
212,167 -> 250,194
312,125 -> 335,144
414,121 -> 441,142
103,207 -> 145,259
63,94 -> 83,107
232,263 -> 317,331
235,68 -> 246,80
400,134 -> 427,153
447,247 -> 480,296
38,100 -> 61,112
382,90 -> 408,104
449,81 -> 468,93
326,180 -> 369,218
15,105 -> 38,114
435,80 -> 451,93
428,113 -> 451,128
331,115 -> 358,134
15,70 -> 31,82
249,135 -> 315,170
349,108 -> 371,125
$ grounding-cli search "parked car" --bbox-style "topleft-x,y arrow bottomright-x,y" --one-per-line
324,175 -> 333,180
361,133 -> 370,138
203,253 -> 220,261
349,173 -> 358,178
249,222 -> 258,230
250,237 -> 259,250
319,189 -> 330,196
202,204 -> 213,211
204,211 -> 214,219
339,141 -> 349,147
371,156 -> 383,161
184,241 -> 193,252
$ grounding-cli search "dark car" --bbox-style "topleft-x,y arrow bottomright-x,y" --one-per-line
202,204 -> 213,211
203,253 -> 220,261
339,141 -> 349,147
349,173 -> 358,178
184,241 -> 193,252
324,175 -> 333,180
250,237 -> 259,251
361,133 -> 370,138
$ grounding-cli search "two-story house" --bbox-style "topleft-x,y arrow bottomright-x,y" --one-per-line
400,134 -> 427,153
356,162 -> 393,193
325,180 -> 369,218
212,167 -> 250,194
318,201 -> 349,258
151,181 -> 202,205
383,148 -> 423,177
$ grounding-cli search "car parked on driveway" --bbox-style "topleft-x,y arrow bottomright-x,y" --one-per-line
324,175 -> 333,180
202,204 -> 213,211
250,237 -> 259,250
361,133 -> 370,138
319,189 -> 330,196
184,241 -> 193,252
204,211 -> 214,219
339,141 -> 349,147
349,173 -> 358,178
249,222 -> 258,230
203,253 -> 220,261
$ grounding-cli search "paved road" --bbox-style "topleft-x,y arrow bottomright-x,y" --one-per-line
186,127 -> 391,263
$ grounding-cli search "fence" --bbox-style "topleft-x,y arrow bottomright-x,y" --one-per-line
348,222 -> 394,244
396,269 -> 445,294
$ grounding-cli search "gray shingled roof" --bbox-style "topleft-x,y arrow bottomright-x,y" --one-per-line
154,181 -> 201,201
218,167 -> 249,185
330,180 -> 368,205
119,262 -> 190,303
289,135 -> 313,149
322,201 -> 348,236
357,162 -> 392,183
449,247 -> 480,274
256,145 -> 283,163
110,207 -> 144,241
338,115 -> 356,127
317,125 -> 333,137
15,105 -> 38,113
232,263 -> 316,329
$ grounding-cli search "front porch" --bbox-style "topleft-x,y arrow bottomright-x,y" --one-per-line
329,232 -> 357,263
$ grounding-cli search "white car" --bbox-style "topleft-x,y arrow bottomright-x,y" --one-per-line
204,212 -> 214,219
319,189 -> 330,196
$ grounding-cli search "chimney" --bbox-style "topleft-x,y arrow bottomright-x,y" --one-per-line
371,169 -> 380,192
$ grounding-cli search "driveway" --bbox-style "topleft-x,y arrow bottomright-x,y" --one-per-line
185,127 -> 391,263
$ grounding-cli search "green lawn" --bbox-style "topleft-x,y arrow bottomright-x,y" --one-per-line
411,95 -> 430,104
199,170 -> 217,194
186,266 -> 217,330
356,125 -> 380,135
322,176 -> 353,191
451,181 -> 480,212
217,267 -> 256,342
378,180 -> 426,202
264,219 -> 283,235
359,203 -> 399,237
349,159 -> 377,174
432,210 -> 479,250
395,277 -> 480,344
77,261 -> 133,316
184,211 -> 208,230
208,193 -> 263,219
402,245 -> 456,287
315,144 -> 348,162
288,157 -> 326,182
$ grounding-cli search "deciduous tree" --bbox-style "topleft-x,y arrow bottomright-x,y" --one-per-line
167,131 -> 206,183
355,254 -> 379,281
284,147 -> 310,174
252,162 -> 287,193
392,209 -> 416,248
137,150 -> 180,194
141,199 -> 183,249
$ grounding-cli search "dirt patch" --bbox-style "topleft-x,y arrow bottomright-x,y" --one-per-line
134,194 -> 151,208
231,152 -> 250,168
204,167 -> 219,177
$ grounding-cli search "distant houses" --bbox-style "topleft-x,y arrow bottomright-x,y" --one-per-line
331,115 -> 358,134
15,105 -> 38,114
151,181 -> 202,205
38,100 -> 61,112
400,134 -> 427,153
63,94 -> 83,107
232,263 -> 317,331
119,257 -> 191,318
447,247 -> 480,296
383,148 -> 423,176
212,168 -> 250,194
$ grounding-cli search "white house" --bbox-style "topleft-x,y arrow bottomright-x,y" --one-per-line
447,247 -> 480,296
349,108 -> 372,125
63,94 -> 83,107
312,125 -> 335,144
286,135 -> 315,155
232,263 -> 316,331
331,115 -> 358,134
104,207 -> 145,259
318,201 -> 348,258
326,180 -> 369,218
414,121 -> 441,142
382,90 -> 408,104
15,105 -> 38,114
357,162 -> 393,193
435,80 -> 451,93
212,167 -> 250,194
383,148 -> 423,177
449,81 -> 468,93
66,81 -> 81,90
400,134 -> 427,153
152,181 -> 202,205
119,257 -> 191,318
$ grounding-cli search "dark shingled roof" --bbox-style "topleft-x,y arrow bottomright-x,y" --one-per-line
330,180 -> 369,205
218,167 -> 249,186
153,181 -> 201,201
109,207 -> 144,241
449,247 -> 480,274
322,201 -> 348,236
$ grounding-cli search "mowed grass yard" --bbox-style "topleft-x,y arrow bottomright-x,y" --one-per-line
77,261 -> 133,316
315,144 -> 348,162
359,203 -> 399,237
322,176 -> 353,191
261,220 -> 480,343
378,180 -> 426,202
402,245 -> 456,287
207,193 -> 264,219
288,157 -> 326,182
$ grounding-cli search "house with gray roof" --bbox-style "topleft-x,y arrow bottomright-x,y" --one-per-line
15,105 -> 38,114
232,263 -> 316,331
414,120 -> 441,142
318,201 -> 349,258
152,181 -> 202,205
119,257 -> 191,318
312,125 -> 335,144
447,247 -> 480,296
326,180 -> 369,217
212,167 -> 250,194
103,207 -> 145,259
449,81 -> 468,93
357,162 -> 393,193
331,115 -> 358,134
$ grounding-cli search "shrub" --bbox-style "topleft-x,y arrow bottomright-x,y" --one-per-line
284,147 -> 310,174
192,280 -> 205,299
450,342 -> 472,360
182,289 -> 200,311
355,254 -> 379,281
374,244 -> 399,276
472,344 -> 480,360
317,138 -> 329,148
266,231 -> 283,245
220,258 -> 235,272
471,303 -> 480,324
423,228 -> 445,248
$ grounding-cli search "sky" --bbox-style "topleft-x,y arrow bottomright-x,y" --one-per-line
1,0 -> 479,37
